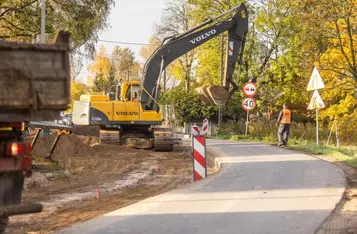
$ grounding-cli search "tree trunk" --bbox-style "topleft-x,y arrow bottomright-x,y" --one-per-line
185,70 -> 190,92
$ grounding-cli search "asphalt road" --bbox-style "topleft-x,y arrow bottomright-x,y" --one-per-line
58,140 -> 346,234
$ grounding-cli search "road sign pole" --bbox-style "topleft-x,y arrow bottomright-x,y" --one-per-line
335,119 -> 340,148
316,109 -> 319,145
245,111 -> 249,136
218,105 -> 223,126
327,119 -> 334,146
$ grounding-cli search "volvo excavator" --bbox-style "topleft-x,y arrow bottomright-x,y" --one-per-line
72,3 -> 249,151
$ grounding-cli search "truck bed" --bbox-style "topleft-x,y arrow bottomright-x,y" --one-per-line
0,31 -> 71,121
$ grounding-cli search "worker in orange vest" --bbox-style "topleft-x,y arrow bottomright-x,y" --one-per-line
276,104 -> 292,146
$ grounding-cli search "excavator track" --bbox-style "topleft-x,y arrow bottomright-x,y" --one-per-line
100,129 -> 174,152
153,128 -> 174,152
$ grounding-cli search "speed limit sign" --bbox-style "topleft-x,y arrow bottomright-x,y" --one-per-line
242,97 -> 256,111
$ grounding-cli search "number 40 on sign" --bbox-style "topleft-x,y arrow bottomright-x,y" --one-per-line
242,97 -> 256,111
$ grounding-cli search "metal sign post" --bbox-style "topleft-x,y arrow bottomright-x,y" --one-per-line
307,67 -> 325,145
218,105 -> 223,126
326,118 -> 340,147
242,97 -> 256,135
335,119 -> 340,148
316,109 -> 319,145
245,111 -> 249,136
241,82 -> 257,136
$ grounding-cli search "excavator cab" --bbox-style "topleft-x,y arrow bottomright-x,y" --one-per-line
108,85 -> 121,101
124,83 -> 141,102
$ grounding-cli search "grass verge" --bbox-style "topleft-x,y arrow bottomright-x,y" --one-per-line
216,134 -> 357,168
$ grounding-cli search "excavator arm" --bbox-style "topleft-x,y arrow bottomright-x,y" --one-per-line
140,3 -> 249,107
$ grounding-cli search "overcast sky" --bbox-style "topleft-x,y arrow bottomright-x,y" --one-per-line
78,0 -> 166,84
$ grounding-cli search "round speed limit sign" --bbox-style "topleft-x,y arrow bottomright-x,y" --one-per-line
242,97 -> 256,111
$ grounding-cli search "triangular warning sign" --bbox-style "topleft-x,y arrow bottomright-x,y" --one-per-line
307,67 -> 325,91
308,90 -> 325,110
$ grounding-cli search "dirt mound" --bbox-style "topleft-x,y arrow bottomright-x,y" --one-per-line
77,135 -> 100,146
32,134 -> 97,169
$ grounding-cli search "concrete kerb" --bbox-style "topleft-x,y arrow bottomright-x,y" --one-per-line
206,145 -> 230,172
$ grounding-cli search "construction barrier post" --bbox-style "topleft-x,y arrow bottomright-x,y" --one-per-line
191,124 -> 200,136
192,135 -> 207,181
202,118 -> 209,135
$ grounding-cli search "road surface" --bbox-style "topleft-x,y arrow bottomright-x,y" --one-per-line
58,140 -> 346,234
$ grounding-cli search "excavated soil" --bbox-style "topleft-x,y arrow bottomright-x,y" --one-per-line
7,134 -> 198,234
31,134 -> 98,169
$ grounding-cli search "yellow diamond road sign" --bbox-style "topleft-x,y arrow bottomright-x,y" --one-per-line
307,67 -> 325,91
308,90 -> 325,110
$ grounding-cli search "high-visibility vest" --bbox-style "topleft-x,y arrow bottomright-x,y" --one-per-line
281,109 -> 291,124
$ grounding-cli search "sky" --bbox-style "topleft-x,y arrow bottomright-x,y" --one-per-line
78,0 -> 166,84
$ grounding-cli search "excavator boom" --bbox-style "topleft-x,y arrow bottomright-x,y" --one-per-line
141,3 -> 248,107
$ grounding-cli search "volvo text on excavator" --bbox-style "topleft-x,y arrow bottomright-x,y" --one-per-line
72,3 -> 249,151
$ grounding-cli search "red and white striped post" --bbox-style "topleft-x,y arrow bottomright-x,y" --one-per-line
191,124 -> 200,136
192,135 -> 207,181
201,118 -> 209,135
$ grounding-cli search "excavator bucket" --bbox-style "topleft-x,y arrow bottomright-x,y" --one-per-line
196,85 -> 230,106
196,86 -> 215,105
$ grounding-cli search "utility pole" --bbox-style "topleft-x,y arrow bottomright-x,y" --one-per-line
41,0 -> 46,43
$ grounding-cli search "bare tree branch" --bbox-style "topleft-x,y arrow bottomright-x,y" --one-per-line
0,0 -> 38,19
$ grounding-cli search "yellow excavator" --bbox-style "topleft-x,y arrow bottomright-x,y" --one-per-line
72,3 -> 249,151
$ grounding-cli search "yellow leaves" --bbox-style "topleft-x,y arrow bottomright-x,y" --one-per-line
87,45 -> 111,85
140,36 -> 161,61
71,82 -> 88,102
337,108 -> 357,138
68,81 -> 89,111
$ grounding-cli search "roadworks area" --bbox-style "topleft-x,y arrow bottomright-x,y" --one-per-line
7,132 -> 215,234
9,132 -> 357,234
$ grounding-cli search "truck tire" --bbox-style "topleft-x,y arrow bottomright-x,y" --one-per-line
0,216 -> 8,234
0,171 -> 24,234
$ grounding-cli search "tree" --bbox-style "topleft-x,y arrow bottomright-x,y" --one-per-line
88,46 -> 111,91
70,54 -> 83,81
188,0 -> 314,119
0,0 -> 114,57
71,82 -> 88,102
139,36 -> 162,61
155,0 -> 196,91
160,84 -> 216,124
111,46 -> 140,81
92,71 -> 106,92
291,0 -> 357,125
69,81 -> 89,111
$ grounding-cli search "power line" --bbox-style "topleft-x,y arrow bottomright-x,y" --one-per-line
98,39 -> 150,46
